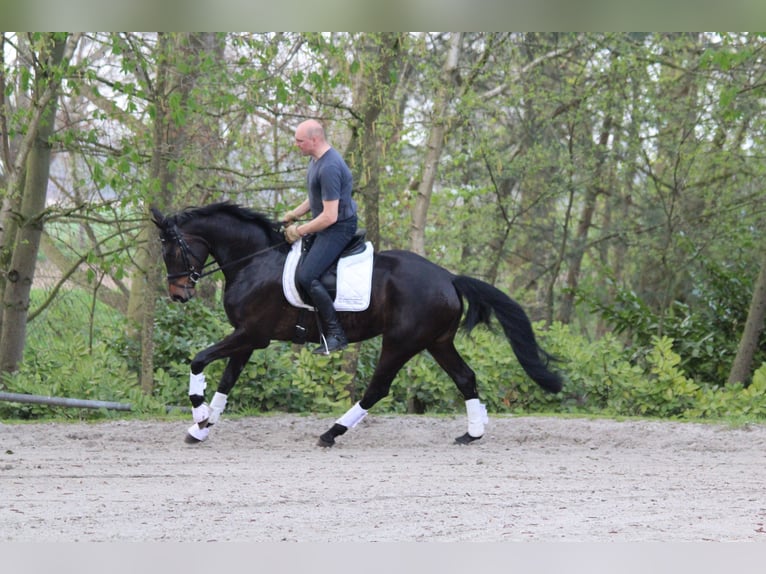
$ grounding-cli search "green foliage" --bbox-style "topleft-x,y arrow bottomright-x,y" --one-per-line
609,336 -> 700,418
152,298 -> 229,370
687,363 -> 766,420
390,351 -> 457,414
231,344 -> 356,413
6,286 -> 766,426
539,322 -> 645,414
582,258 -> 764,386
1,336 -> 163,420
134,297 -> 231,407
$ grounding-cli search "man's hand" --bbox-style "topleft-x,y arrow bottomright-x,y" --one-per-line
282,210 -> 296,224
284,224 -> 302,244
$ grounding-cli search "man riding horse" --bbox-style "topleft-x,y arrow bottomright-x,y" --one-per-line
282,119 -> 357,355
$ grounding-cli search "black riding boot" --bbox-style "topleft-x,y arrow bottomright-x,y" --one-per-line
309,279 -> 348,354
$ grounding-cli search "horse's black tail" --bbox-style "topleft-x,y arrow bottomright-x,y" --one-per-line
452,275 -> 563,394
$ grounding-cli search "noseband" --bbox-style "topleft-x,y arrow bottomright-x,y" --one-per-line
163,225 -> 209,288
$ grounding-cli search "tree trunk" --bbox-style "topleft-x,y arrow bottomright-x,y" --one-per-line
406,33 -> 462,413
342,33 -> 406,395
556,115 -> 612,324
0,34 -> 55,362
346,33 -> 404,248
127,33 -> 197,393
133,225 -> 163,394
410,32 -> 462,256
728,252 -> 766,385
0,34 -> 71,375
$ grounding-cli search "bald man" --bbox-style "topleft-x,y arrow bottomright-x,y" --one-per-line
283,120 -> 358,354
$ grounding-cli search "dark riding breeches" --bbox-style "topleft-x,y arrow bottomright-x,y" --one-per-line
295,216 -> 357,303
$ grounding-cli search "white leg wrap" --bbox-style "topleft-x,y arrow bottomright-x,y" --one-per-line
466,399 -> 488,438
208,392 -> 228,425
189,372 -> 206,396
336,402 -> 368,429
191,403 -> 210,424
187,423 -> 210,442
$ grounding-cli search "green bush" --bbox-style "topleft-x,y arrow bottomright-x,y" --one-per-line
154,315 -> 766,423
1,334 -> 164,419
225,342 -> 356,413
540,321 -> 644,414
0,289 -> 165,419
6,286 -> 766,425
609,336 -> 700,418
144,297 -> 230,407
686,363 -> 766,420
581,263 -> 766,386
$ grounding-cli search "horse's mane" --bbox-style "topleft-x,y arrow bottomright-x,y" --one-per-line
173,201 -> 285,246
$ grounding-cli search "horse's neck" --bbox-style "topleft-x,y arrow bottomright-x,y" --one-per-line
197,222 -> 275,274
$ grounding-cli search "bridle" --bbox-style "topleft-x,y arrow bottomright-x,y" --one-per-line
162,222 -> 288,290
162,224 -> 212,289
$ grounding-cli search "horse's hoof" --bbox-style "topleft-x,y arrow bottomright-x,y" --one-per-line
455,432 -> 482,445
185,423 -> 210,444
185,433 -> 203,444
317,433 -> 335,447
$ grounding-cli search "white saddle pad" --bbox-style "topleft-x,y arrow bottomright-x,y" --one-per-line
282,238 -> 374,312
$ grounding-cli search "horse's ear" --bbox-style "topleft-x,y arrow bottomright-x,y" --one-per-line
150,206 -> 165,228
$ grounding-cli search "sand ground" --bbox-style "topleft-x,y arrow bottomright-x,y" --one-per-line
1,413 -> 765,542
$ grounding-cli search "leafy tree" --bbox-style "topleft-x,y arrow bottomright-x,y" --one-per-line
3,32 -> 766,415
0,32 -> 82,375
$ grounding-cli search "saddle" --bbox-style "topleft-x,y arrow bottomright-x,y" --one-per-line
299,230 -> 367,300
282,230 -> 374,312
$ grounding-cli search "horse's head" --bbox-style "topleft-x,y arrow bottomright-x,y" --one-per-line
151,207 -> 210,303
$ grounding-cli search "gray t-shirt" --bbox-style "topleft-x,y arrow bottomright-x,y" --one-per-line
306,147 -> 357,220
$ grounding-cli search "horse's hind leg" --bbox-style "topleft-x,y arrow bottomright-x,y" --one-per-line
317,342 -> 417,447
428,340 -> 488,445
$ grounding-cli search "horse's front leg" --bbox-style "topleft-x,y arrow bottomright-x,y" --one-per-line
184,330 -> 255,443
186,349 -> 253,443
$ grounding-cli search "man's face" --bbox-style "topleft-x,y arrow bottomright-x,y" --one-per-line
295,128 -> 314,156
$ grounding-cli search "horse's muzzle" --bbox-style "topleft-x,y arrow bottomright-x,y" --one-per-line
168,283 -> 194,303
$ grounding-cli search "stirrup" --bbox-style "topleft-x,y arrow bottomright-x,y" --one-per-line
313,333 -> 348,355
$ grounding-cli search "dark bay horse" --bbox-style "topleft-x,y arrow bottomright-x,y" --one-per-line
151,202 -> 562,446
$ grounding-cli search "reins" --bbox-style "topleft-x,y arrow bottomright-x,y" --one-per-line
196,241 -> 287,280
165,222 -> 288,285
